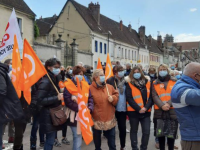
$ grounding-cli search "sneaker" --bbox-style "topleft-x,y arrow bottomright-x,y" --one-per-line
30,140 -> 36,150
62,138 -> 70,145
54,139 -> 61,147
155,143 -> 159,149
8,137 -> 14,143
126,129 -> 130,133
40,142 -> 45,148
174,145 -> 179,149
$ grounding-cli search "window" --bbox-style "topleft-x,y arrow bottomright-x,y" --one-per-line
135,51 -> 137,60
17,18 -> 22,35
100,42 -> 102,53
117,47 -> 120,58
132,51 -> 134,60
95,41 -> 98,52
104,43 -> 107,54
94,61 -> 97,69
125,49 -> 127,58
128,50 -> 130,59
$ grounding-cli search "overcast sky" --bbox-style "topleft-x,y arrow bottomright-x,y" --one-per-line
24,0 -> 200,42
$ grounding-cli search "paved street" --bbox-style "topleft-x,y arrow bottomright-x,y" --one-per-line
3,115 -> 181,150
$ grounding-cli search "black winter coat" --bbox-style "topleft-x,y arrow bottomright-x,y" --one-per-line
0,63 -> 24,124
126,79 -> 152,118
37,70 -> 62,134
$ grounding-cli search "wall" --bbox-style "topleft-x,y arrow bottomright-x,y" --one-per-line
77,50 -> 93,66
0,5 -> 34,45
149,52 -> 163,69
34,42 -> 62,62
49,1 -> 92,52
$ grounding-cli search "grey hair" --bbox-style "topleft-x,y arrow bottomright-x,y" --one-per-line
183,62 -> 200,76
77,62 -> 84,67
92,69 -> 103,81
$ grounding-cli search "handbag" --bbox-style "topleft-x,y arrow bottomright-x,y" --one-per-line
156,111 -> 178,139
50,105 -> 67,126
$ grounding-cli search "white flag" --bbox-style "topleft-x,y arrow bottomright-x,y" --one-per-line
0,8 -> 23,61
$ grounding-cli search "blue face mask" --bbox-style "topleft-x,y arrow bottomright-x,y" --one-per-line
9,65 -> 12,72
159,70 -> 168,77
75,75 -> 83,82
118,71 -> 124,78
150,74 -> 155,77
68,69 -> 73,74
171,66 -> 175,70
100,76 -> 105,83
176,75 -> 181,80
124,70 -> 127,75
133,73 -> 141,79
52,68 -> 60,76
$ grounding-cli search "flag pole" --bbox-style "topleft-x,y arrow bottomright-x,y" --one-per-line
105,84 -> 110,96
47,73 -> 60,94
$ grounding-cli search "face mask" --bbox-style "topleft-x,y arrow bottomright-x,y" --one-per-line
100,76 -> 105,83
75,75 -> 83,82
118,71 -> 124,78
150,74 -> 155,77
171,66 -> 175,70
176,75 -> 181,80
68,69 -> 72,74
91,70 -> 93,73
133,73 -> 141,79
9,65 -> 12,72
52,68 -> 60,76
159,70 -> 168,77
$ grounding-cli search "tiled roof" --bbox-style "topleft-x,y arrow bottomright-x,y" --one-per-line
146,37 -> 163,55
0,0 -> 35,16
36,15 -> 58,36
175,42 -> 199,51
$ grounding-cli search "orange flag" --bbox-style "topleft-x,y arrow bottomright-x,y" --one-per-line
77,78 -> 93,145
105,53 -> 113,80
20,39 -> 47,104
12,35 -> 22,98
97,57 -> 103,69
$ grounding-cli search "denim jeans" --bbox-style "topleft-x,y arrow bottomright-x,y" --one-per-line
93,127 -> 116,150
44,131 -> 56,150
30,114 -> 44,143
129,116 -> 150,150
71,126 -> 82,150
0,123 -> 2,150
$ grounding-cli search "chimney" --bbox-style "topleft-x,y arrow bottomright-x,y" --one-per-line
53,14 -> 57,18
139,26 -> 145,44
157,35 -> 162,48
120,20 -> 123,31
128,24 -> 132,32
88,2 -> 100,25
148,35 -> 152,43
40,16 -> 42,20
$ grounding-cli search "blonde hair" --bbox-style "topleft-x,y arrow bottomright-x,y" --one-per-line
157,64 -> 169,76
66,66 -> 72,71
92,69 -> 103,81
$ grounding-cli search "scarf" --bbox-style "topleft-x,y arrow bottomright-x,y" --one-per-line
115,77 -> 126,94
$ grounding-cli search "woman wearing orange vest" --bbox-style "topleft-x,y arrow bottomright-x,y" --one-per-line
126,66 -> 152,150
63,66 -> 94,150
152,64 -> 178,150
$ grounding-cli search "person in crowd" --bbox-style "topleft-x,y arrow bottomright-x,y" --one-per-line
83,65 -> 92,85
171,62 -> 200,150
60,66 -> 66,81
107,65 -> 127,150
125,63 -> 131,76
170,70 -> 181,80
90,66 -> 93,73
102,65 -> 106,74
77,62 -> 84,67
137,64 -> 148,75
0,62 -> 24,150
170,65 -> 175,70
90,69 -> 119,150
64,66 -> 94,150
30,78 -> 45,150
126,66 -> 152,150
37,58 -> 63,150
148,67 -> 157,81
66,66 -> 73,79
2,59 -> 15,148
152,64 -> 178,150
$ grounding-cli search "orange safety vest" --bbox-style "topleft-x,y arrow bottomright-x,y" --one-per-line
63,79 -> 90,106
127,81 -> 151,112
153,80 -> 175,110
